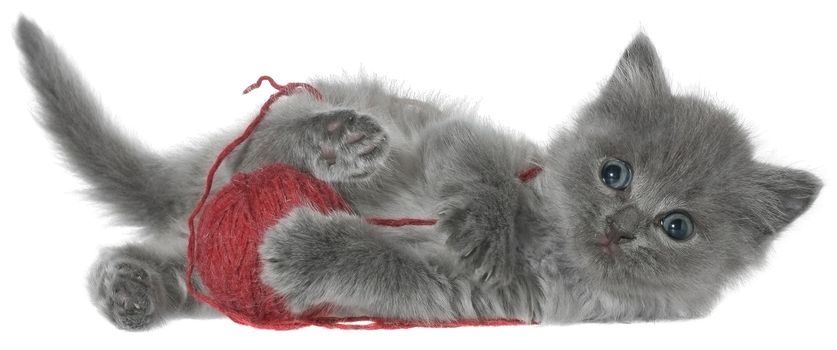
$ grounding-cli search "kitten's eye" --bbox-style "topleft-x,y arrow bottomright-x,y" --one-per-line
660,212 -> 694,241
600,159 -> 633,190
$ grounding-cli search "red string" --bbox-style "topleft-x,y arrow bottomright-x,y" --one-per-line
517,163 -> 543,183
365,163 -> 543,226
242,75 -> 323,100
185,76 -> 540,330
365,218 -> 439,226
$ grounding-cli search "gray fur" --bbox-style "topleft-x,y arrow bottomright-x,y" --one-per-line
15,17 -> 821,330
14,18 -> 202,234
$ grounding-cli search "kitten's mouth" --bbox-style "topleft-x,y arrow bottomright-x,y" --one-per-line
596,232 -> 635,256
597,237 -> 620,256
349,169 -> 375,179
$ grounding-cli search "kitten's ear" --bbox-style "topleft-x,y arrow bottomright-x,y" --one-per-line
753,163 -> 822,237
602,33 -> 671,99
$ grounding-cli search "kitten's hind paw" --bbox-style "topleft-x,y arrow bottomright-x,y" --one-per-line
89,259 -> 164,330
306,110 -> 390,182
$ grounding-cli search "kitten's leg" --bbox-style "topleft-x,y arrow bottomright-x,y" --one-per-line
259,206 -> 462,321
88,238 -> 215,330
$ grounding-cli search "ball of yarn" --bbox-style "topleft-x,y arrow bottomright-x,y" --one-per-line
192,163 -> 352,327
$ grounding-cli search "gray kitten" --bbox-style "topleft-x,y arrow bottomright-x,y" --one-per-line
15,17 -> 821,330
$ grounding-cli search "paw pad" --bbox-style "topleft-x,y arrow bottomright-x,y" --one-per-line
310,110 -> 390,180
100,261 -> 159,330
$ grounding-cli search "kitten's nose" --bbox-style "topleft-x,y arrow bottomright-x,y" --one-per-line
605,228 -> 636,243
606,205 -> 642,243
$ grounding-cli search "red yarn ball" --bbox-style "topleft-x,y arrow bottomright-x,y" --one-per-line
192,163 -> 352,328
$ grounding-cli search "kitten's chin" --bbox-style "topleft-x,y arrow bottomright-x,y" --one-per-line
577,240 -> 656,289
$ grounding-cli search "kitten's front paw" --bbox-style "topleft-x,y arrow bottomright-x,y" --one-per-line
439,186 -> 520,287
307,110 -> 390,182
258,206 -> 348,314
89,260 -> 163,330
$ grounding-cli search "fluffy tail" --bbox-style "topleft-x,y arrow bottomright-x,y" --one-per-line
16,17 -> 181,232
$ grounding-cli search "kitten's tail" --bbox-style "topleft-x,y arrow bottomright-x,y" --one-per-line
15,17 -> 184,232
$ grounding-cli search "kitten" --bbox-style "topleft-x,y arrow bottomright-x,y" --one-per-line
16,17 -> 821,330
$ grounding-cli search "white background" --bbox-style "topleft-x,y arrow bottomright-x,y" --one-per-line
1,1 -> 834,349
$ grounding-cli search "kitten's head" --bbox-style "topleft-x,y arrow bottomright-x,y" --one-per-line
545,34 -> 821,318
